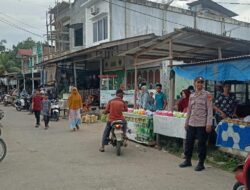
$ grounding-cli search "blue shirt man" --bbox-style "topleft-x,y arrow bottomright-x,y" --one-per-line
155,84 -> 167,110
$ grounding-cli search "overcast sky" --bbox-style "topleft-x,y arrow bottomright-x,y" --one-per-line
0,0 -> 249,49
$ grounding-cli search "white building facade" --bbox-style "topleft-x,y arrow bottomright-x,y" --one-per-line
66,0 -> 250,51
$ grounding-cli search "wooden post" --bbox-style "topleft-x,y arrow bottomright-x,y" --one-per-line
124,57 -> 127,90
218,47 -> 222,59
134,56 -> 138,108
168,40 -> 175,111
73,63 -> 77,87
99,58 -> 103,108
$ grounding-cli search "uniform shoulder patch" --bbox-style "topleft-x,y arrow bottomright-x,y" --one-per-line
207,93 -> 213,101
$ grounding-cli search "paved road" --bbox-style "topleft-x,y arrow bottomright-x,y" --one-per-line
0,106 -> 234,190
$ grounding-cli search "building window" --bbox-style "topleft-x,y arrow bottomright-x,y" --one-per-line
93,16 -> 108,43
74,27 -> 83,46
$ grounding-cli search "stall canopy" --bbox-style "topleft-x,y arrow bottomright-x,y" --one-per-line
119,27 -> 250,63
173,55 -> 250,81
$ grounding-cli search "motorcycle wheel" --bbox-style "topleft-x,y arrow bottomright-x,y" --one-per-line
233,182 -> 246,190
0,138 -> 7,162
56,113 -> 59,121
16,107 -> 21,111
116,141 -> 121,156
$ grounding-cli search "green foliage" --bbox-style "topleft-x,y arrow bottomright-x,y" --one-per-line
0,37 -> 39,76
12,37 -> 36,52
0,39 -> 7,52
0,53 -> 21,75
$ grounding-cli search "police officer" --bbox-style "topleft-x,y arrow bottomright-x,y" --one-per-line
179,76 -> 213,171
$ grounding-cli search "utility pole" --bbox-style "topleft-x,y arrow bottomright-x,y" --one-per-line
31,56 -> 34,93
21,59 -> 26,90
46,11 -> 50,56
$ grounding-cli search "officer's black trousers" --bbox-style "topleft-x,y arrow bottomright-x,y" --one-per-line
184,126 -> 208,163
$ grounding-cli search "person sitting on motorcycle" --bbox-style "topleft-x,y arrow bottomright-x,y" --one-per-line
99,89 -> 128,152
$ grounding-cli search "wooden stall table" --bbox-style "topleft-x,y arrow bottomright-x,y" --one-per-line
153,115 -> 186,148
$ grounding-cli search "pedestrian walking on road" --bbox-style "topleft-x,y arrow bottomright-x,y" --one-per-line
179,76 -> 213,172
32,89 -> 43,128
68,87 -> 83,132
42,94 -> 51,130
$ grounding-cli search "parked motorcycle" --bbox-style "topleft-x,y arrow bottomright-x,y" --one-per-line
233,154 -> 250,190
15,95 -> 31,111
50,100 -> 60,121
0,109 -> 7,162
109,120 -> 127,156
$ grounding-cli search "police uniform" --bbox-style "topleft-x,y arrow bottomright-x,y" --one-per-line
180,77 -> 213,171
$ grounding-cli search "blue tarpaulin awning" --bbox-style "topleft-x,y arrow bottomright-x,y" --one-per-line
173,57 -> 250,81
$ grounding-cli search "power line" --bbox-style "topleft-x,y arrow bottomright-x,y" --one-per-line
0,11 -> 42,32
103,0 -> 188,28
0,17 -> 44,38
216,1 -> 250,5
174,0 -> 250,5
15,0 -> 49,9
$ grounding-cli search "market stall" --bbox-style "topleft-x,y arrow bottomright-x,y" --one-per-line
216,118 -> 250,152
123,110 -> 155,145
173,55 -> 250,155
153,111 -> 187,147
153,112 -> 187,139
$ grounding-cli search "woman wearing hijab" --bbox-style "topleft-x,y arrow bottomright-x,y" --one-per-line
68,87 -> 83,131
178,89 -> 191,113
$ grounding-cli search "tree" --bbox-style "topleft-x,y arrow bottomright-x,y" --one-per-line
12,37 -> 36,53
0,39 -> 7,52
0,38 -> 38,76
0,53 -> 21,75
10,37 -> 37,66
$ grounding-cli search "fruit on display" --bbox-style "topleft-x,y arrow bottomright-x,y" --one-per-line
155,111 -> 187,118
224,118 -> 250,126
100,114 -> 108,122
133,109 -> 146,115
127,108 -> 134,113
173,111 -> 186,118
82,114 -> 98,123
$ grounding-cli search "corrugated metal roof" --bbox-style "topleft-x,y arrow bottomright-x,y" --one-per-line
42,33 -> 156,65
119,27 -> 250,62
173,54 -> 250,67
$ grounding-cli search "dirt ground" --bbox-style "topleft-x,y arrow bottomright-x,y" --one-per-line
0,106 -> 234,190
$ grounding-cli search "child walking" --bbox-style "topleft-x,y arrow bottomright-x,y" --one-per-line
42,94 -> 51,130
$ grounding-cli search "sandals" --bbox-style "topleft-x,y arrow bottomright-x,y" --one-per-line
99,147 -> 105,152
